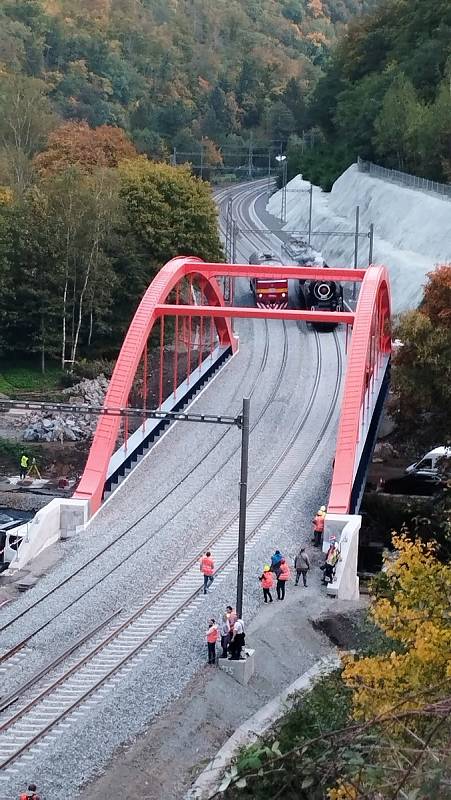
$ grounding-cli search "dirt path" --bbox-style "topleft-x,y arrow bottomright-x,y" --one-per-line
77,584 -> 367,800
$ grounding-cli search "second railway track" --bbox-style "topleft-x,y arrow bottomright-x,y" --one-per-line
0,328 -> 342,776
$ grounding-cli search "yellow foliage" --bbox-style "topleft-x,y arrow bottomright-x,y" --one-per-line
328,782 -> 357,800
343,534 -> 451,719
0,186 -> 13,205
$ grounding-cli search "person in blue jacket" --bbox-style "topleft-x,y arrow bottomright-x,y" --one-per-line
270,550 -> 283,574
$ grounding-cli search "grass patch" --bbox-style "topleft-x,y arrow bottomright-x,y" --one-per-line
0,361 -> 64,395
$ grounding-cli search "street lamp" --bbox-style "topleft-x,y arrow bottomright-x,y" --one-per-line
275,154 -> 287,223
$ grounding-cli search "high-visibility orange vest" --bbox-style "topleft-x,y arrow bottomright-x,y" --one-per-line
314,514 -> 325,532
278,562 -> 291,581
261,571 -> 273,589
207,625 -> 218,643
200,555 -> 214,575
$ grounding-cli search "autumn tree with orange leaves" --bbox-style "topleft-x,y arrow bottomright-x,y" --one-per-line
34,122 -> 138,177
392,265 -> 451,440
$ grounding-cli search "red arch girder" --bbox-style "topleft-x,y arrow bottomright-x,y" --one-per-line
75,256 -> 391,516
74,257 -> 238,512
328,265 -> 391,514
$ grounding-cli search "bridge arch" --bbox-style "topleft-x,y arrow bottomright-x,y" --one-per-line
328,265 -> 391,514
74,257 -> 237,512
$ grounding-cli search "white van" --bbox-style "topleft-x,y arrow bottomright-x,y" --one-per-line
405,446 -> 451,475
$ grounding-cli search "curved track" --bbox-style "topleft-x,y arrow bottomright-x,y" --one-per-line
0,180 -> 345,795
0,329 -> 341,775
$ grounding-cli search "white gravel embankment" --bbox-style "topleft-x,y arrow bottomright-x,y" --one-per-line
268,164 -> 451,313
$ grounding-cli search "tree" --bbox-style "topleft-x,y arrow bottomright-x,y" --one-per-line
392,266 -> 451,437
118,158 -> 223,271
373,71 -> 422,171
0,73 -> 56,190
421,264 -> 451,327
343,534 -> 451,719
34,121 -> 138,177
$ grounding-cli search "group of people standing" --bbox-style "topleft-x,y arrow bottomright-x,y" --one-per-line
206,605 -> 245,665
200,550 -> 246,665
258,546 -> 310,603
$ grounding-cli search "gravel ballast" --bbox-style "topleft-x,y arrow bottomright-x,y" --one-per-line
0,182 -> 345,800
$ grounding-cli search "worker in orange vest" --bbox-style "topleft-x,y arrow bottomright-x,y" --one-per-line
259,564 -> 274,603
277,558 -> 290,600
200,550 -> 215,594
19,784 -> 40,800
206,618 -> 219,664
312,505 -> 326,547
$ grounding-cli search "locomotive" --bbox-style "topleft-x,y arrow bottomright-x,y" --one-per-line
283,237 -> 344,328
249,252 -> 288,309
300,273 -> 344,329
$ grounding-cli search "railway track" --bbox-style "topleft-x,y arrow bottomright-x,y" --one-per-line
0,327 -> 341,776
0,184 -> 293,675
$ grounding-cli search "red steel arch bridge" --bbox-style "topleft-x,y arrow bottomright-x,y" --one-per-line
73,256 -> 391,517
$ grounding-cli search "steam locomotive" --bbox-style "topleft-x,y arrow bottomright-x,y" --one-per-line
283,236 -> 343,328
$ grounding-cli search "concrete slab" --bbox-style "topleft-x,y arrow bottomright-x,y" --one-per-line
218,649 -> 255,685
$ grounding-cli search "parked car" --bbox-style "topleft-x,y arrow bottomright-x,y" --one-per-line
405,446 -> 451,476
384,472 -> 446,496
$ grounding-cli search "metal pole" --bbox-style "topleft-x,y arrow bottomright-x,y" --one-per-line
172,147 -> 177,166
308,183 -> 313,245
281,161 -> 287,223
236,397 -> 250,619
200,137 -> 204,179
232,220 -> 237,264
352,205 -> 360,301
354,205 -> 360,269
267,149 -> 271,195
368,222 -> 374,265
248,133 -> 253,179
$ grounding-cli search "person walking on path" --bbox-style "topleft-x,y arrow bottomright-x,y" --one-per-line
219,613 -> 230,658
294,547 -> 310,586
259,565 -> 274,603
206,618 -> 219,664
19,784 -> 40,800
277,558 -> 290,600
19,453 -> 29,480
200,551 -> 215,594
230,616 -> 245,660
312,506 -> 326,547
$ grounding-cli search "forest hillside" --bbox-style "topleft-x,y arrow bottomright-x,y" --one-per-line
0,0 -> 375,168
289,0 -> 451,188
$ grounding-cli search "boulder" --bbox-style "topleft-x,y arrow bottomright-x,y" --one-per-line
373,442 -> 399,462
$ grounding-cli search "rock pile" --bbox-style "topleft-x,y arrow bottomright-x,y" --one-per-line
21,375 -> 109,443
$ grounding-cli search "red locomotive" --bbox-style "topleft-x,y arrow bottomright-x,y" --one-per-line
249,252 -> 288,309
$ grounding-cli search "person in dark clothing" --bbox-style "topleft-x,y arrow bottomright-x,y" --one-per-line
294,547 -> 310,586
19,784 -> 40,800
276,558 -> 290,600
219,613 -> 230,658
230,617 -> 245,660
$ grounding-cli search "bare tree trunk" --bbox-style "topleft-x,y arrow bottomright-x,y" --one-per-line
41,315 -> 46,374
88,306 -> 94,347
61,278 -> 68,369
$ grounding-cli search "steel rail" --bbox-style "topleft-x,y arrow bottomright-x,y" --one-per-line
0,327 -> 339,773
0,318 -> 285,653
